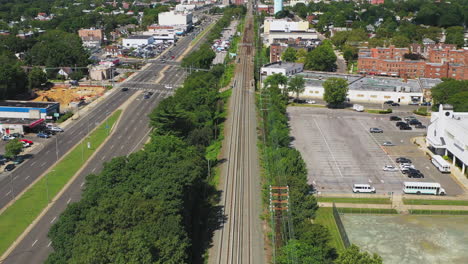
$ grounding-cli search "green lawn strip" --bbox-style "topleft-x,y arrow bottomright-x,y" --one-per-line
409,209 -> 468,215
337,208 -> 398,214
315,207 -> 346,252
0,110 -> 121,256
317,197 -> 391,204
191,22 -> 216,46
403,199 -> 468,206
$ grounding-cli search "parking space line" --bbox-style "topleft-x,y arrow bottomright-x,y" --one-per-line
25,176 -> 30,181
31,239 -> 38,247
30,161 -> 36,166
5,191 -> 11,197
312,119 -> 344,178
47,241 -> 52,247
50,216 -> 57,223
67,198 -> 71,204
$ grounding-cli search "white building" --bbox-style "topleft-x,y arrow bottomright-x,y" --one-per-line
260,61 -> 304,76
263,17 -> 317,46
427,104 -> 468,174
122,35 -> 154,48
158,11 -> 193,33
265,31 -> 318,46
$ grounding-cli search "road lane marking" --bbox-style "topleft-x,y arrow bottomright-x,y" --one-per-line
25,176 -> 30,181
47,241 -> 52,247
92,168 -> 96,173
51,216 -> 57,223
67,198 -> 71,204
40,162 -> 47,167
12,176 -> 18,181
30,161 -> 36,166
80,182 -> 85,187
32,239 -> 38,247
101,155 -> 106,161
5,191 -> 11,197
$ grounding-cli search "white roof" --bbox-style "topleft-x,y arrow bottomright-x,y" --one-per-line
403,182 -> 441,188
353,184 -> 372,187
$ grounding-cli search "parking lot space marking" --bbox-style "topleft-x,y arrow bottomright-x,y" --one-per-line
80,182 -> 85,187
5,190 -> 11,197
67,198 -> 71,204
30,161 -> 36,167
51,216 -> 57,223
32,239 -> 38,247
312,119 -> 344,178
47,241 -> 52,247
25,176 -> 30,181
92,167 -> 96,173
40,162 -> 46,167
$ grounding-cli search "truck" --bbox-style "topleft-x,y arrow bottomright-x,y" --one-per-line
353,104 -> 364,112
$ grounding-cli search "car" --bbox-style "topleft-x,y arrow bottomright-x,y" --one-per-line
37,132 -> 50,138
407,169 -> 424,178
4,164 -> 15,172
383,165 -> 398,171
370,128 -> 383,133
408,119 -> 421,125
384,100 -> 394,105
306,100 -> 316,104
391,103 -> 400,106
396,157 -> 412,163
22,142 -> 30,148
2,135 -> 15,141
421,102 -> 432,106
400,163 -> 415,173
121,87 -> 129,92
404,116 -> 417,121
13,156 -> 24,165
48,126 -> 64,132
390,116 -> 402,121
382,141 -> 395,146
20,139 -> 33,144
396,121 -> 407,127
415,124 -> 426,129
400,125 -> 413,130
10,133 -> 23,138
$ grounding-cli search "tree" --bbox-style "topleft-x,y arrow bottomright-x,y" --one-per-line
296,49 -> 308,64
69,71 -> 84,81
28,67 -> 47,89
323,77 -> 348,106
277,239 -> 330,264
281,47 -> 297,62
445,26 -> 465,48
5,139 -> 23,159
390,35 -> 410,48
264,73 -> 288,90
335,244 -> 383,264
305,44 -> 337,72
431,79 -> 468,111
288,75 -> 305,100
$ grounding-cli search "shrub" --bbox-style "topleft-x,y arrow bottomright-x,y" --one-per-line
56,112 -> 74,123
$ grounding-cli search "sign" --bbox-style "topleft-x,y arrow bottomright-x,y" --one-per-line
46,116 -> 53,120
53,113 -> 60,117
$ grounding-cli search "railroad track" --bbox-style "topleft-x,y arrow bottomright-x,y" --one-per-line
212,1 -> 264,263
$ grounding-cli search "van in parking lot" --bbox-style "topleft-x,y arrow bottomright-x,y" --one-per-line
352,184 -> 376,193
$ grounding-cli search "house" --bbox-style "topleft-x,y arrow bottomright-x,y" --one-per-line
81,36 -> 102,48
104,45 -> 122,57
260,61 -> 304,76
58,67 -> 73,79
89,65 -> 113,81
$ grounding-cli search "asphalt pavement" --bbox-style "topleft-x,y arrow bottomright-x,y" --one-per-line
0,12 -> 216,264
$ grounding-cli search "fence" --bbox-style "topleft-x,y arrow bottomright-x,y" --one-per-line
332,203 -> 350,248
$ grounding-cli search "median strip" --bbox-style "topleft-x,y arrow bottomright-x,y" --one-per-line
0,110 -> 122,257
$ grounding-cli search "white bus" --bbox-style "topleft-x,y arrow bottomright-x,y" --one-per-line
431,155 -> 451,173
403,182 -> 446,195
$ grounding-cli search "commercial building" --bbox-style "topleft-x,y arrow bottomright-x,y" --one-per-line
158,11 -> 193,33
260,61 -> 304,76
263,18 -> 317,46
122,35 -> 154,48
0,101 -> 59,120
427,104 -> 468,174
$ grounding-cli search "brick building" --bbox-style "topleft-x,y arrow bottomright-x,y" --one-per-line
358,45 -> 468,80
78,28 -> 104,41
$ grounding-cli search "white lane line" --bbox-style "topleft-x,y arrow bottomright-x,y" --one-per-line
51,216 -> 57,223
92,167 -> 96,173
47,241 -> 52,247
5,191 -> 11,197
110,144 -> 114,150
30,161 -> 36,167
80,182 -> 85,187
40,162 -> 47,167
101,155 -> 106,161
313,119 -> 344,178
32,239 -> 38,247
13,176 -> 18,181
25,176 -> 30,181
67,198 -> 71,204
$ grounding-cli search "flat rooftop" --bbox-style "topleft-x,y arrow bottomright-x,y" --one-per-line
0,118 -> 44,125
126,35 -> 152,39
0,101 -> 59,108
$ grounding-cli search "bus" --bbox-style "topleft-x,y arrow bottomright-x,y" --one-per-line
431,155 -> 451,173
403,182 -> 446,195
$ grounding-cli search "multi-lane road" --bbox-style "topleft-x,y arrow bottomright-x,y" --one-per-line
210,2 -> 265,264
0,12 -> 216,264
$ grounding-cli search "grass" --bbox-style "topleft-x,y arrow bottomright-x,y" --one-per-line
315,207 -> 346,252
191,22 -> 216,46
365,108 -> 392,114
317,197 -> 391,204
403,199 -> 468,206
0,110 -> 121,256
288,103 -> 326,108
336,208 -> 398,214
409,209 -> 468,215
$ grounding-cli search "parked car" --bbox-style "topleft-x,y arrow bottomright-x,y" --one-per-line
407,169 -> 424,178
37,132 -> 50,138
396,157 -> 412,163
13,156 -> 24,165
10,133 -> 24,138
20,139 -> 33,144
48,126 -> 64,132
400,125 -> 413,130
415,124 -> 427,129
4,164 -> 15,172
404,116 -> 417,121
384,100 -> 394,105
421,102 -> 432,106
382,141 -> 395,146
383,165 -> 398,171
390,116 -> 402,121
306,100 -> 316,104
408,119 -> 421,125
22,142 -> 30,148
370,128 -> 383,133
391,103 -> 400,106
2,135 -> 15,141
396,121 -> 407,127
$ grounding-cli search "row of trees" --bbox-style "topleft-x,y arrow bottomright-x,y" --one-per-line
260,74 -> 381,263
431,79 -> 468,112
281,40 -> 337,72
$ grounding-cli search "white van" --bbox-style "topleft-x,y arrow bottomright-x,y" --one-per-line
352,184 -> 376,193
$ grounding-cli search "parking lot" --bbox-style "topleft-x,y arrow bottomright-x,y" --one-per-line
288,107 -> 465,196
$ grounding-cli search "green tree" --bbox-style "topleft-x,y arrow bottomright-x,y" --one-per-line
445,26 -> 465,48
264,73 -> 288,90
281,47 -> 297,62
390,35 -> 410,48
296,49 -> 308,63
323,77 -> 348,106
305,44 -> 337,72
335,244 -> 383,264
5,138 -> 23,159
278,239 -> 330,264
28,67 -> 47,89
69,71 -> 84,81
431,79 -> 468,111
288,75 -> 305,100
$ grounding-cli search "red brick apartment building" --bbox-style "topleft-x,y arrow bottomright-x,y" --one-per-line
358,45 -> 468,80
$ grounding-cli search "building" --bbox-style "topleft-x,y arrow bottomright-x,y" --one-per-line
370,0 -> 384,4
78,28 -> 104,41
122,35 -> 154,48
81,36 -> 102,48
260,61 -> 304,76
144,25 -> 177,43
158,11 -> 193,33
270,39 -> 320,62
89,65 -> 113,81
257,4 -> 274,14
264,18 -> 309,34
0,101 -> 59,120
273,71 -> 441,104
427,104 -> 468,174
358,45 -> 468,80
263,18 -> 317,46
104,45 -> 122,57
274,0 -> 283,14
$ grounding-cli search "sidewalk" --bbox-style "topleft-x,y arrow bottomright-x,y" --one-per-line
319,201 -> 468,212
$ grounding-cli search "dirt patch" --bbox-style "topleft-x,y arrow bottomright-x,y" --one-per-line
33,85 -> 106,111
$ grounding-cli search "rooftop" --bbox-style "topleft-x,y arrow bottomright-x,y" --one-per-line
0,118 -> 44,125
262,61 -> 303,70
125,35 -> 153,39
0,101 -> 59,108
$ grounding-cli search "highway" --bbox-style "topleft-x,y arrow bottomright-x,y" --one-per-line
0,12 -> 216,264
210,2 -> 265,263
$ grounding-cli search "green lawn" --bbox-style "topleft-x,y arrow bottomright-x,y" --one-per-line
336,208 -> 398,214
409,209 -> 468,215
315,207 -> 346,252
403,199 -> 468,206
317,197 -> 391,204
0,110 -> 121,256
